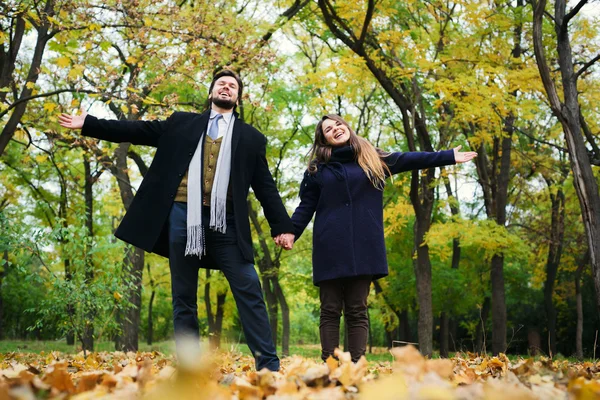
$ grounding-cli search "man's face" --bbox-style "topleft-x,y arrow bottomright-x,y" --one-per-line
210,76 -> 239,110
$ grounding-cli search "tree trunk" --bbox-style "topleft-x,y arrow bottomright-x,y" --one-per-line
147,289 -> 155,346
575,250 -> 589,360
413,205 -> 434,357
120,246 -> 144,351
0,249 -> 7,339
247,201 -> 285,350
205,269 -> 227,349
449,318 -> 458,353
274,280 -> 290,356
533,0 -> 600,322
440,174 -> 460,358
212,292 -> 226,349
490,254 -> 507,354
440,312 -> 449,358
475,297 -> 491,354
0,0 -> 55,155
264,274 -> 278,347
543,186 -> 565,357
440,172 -> 461,359
111,143 -> 144,352
82,157 -> 94,352
400,309 -> 411,344
0,15 -> 25,105
65,257 -> 75,346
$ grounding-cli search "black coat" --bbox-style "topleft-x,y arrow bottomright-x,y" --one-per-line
82,110 -> 294,262
291,146 -> 455,285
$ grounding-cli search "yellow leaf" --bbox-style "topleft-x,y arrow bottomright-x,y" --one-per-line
56,57 -> 71,68
34,154 -> 48,163
114,292 -> 122,301
68,65 -> 85,79
26,82 -> 36,90
43,103 -> 57,113
120,104 -> 129,114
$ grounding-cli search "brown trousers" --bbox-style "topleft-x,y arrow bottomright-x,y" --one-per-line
319,276 -> 372,362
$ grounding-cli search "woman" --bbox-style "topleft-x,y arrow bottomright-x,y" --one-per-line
275,114 -> 476,363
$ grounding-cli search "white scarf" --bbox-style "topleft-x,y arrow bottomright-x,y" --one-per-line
185,112 -> 235,257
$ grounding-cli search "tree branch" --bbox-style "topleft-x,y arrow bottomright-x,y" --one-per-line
563,0 -> 588,28
574,53 -> 600,79
0,89 -> 97,119
357,0 -> 375,48
532,0 -> 563,116
127,150 -> 149,177
260,0 -> 310,44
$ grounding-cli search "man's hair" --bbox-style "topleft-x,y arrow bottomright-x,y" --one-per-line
209,69 -> 244,100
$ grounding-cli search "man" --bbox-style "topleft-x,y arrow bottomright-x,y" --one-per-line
59,70 -> 294,371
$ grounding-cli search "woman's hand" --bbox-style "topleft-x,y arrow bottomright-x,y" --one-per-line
58,108 -> 88,130
453,145 -> 477,163
273,233 -> 295,250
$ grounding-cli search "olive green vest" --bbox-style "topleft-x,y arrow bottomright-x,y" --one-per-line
175,137 -> 232,206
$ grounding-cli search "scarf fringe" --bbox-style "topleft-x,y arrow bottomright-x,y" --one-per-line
185,224 -> 206,257
210,198 -> 228,233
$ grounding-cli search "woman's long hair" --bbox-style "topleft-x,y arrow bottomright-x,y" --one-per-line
307,114 -> 391,190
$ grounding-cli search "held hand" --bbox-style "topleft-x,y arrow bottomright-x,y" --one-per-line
453,145 -> 477,164
280,233 -> 295,250
58,108 -> 88,130
273,233 -> 295,250
273,234 -> 285,248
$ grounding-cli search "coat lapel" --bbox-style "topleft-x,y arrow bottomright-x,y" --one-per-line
231,116 -> 242,167
187,111 -> 210,146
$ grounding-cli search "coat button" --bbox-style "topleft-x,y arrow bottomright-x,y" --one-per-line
178,173 -> 183,177
345,203 -> 349,206
188,152 -> 193,156
170,194 -> 174,198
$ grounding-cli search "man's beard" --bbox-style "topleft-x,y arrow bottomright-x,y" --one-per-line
211,97 -> 236,110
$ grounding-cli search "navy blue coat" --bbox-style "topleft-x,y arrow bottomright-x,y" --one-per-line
291,146 -> 455,285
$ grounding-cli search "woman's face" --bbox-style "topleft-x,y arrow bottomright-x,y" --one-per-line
322,118 -> 350,147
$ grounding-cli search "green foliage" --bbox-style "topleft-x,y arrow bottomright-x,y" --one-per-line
19,216 -> 131,349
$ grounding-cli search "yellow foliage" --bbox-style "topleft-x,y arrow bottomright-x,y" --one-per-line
55,57 -> 71,68
43,103 -> 57,113
384,198 -> 413,236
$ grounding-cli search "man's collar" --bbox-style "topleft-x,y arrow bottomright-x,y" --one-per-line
210,109 -> 234,122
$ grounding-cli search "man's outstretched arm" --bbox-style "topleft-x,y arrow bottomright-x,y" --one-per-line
59,109 -> 170,147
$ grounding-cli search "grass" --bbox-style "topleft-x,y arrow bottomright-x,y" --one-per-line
2,340 -> 586,364
0,340 -> 395,362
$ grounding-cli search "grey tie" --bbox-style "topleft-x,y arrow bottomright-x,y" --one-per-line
208,114 -> 222,140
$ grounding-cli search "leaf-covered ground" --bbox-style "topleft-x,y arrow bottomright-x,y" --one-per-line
1,345 -> 599,399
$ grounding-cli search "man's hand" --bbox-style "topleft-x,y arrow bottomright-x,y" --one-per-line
273,233 -> 295,250
453,145 -> 477,163
58,108 -> 88,130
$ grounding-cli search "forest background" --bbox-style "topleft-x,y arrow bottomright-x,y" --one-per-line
1,0 -> 600,362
